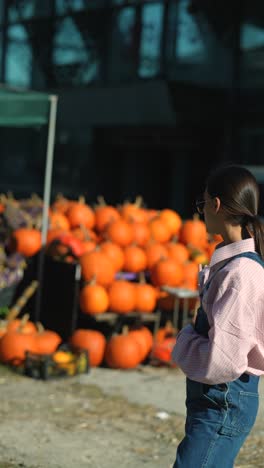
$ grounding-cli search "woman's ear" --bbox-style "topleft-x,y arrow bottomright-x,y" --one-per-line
214,197 -> 221,213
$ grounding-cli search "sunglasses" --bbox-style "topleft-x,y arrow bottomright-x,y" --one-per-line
195,199 -> 206,214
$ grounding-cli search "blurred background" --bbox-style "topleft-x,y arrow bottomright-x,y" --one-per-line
0,0 -> 264,216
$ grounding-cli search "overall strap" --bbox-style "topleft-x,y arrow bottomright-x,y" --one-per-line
203,251 -> 264,294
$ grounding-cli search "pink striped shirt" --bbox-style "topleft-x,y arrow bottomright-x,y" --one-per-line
172,238 -> 264,384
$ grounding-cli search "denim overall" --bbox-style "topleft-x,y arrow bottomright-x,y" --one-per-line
174,252 -> 264,468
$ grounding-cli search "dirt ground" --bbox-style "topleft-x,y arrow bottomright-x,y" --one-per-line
0,364 -> 263,468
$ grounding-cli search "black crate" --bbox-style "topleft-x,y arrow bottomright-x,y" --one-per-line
24,346 -> 89,380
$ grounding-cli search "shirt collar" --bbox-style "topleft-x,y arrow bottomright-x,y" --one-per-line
210,238 -> 256,267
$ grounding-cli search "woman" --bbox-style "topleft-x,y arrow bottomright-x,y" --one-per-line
172,164 -> 264,467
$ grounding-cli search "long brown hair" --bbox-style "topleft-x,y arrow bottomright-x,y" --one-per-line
206,164 -> 264,259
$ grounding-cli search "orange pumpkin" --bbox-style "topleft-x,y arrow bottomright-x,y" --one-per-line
47,228 -> 67,244
49,212 -> 70,231
155,321 -> 177,343
123,245 -> 147,273
11,228 -> 41,257
35,323 -> 62,354
207,240 -> 221,260
80,282 -> 109,315
94,197 -> 120,232
145,242 -> 168,269
0,330 -> 37,365
51,195 -> 72,214
128,328 -> 152,361
108,280 -> 135,314
151,337 -> 177,364
7,316 -> 37,334
166,241 -> 189,264
100,241 -> 125,272
71,226 -> 98,242
179,214 -> 207,249
149,217 -> 172,243
80,250 -> 115,287
182,261 -> 199,290
104,331 -> 142,369
106,219 -> 133,247
130,222 -> 150,247
120,197 -> 147,224
70,329 -> 106,367
160,209 -> 182,236
134,282 -> 157,313
150,258 -> 184,287
67,199 -> 95,229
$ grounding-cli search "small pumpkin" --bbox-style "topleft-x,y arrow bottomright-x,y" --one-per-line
150,258 -> 184,287
145,242 -> 168,269
0,315 -> 38,365
100,241 -> 125,272
123,245 -> 147,273
80,281 -> 109,315
106,219 -> 133,247
108,280 -> 135,314
130,221 -> 150,247
135,274 -> 157,313
179,214 -> 207,249
67,197 -> 95,229
80,250 -> 115,287
11,228 -> 41,257
120,196 -> 147,224
166,241 -> 189,264
160,209 -> 182,236
151,336 -> 177,364
149,217 -> 172,244
94,197 -> 120,232
155,321 -> 177,343
35,322 -> 62,354
49,212 -> 70,231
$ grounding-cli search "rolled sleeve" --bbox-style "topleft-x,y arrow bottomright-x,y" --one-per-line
172,287 -> 254,384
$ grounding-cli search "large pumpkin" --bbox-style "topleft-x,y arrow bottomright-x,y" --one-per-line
80,250 -> 115,287
70,329 -> 106,367
104,331 -> 142,369
108,280 -> 135,314
80,282 -> 109,315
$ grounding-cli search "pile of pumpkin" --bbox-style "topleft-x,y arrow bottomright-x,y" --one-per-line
1,194 -> 222,316
0,313 -> 177,370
